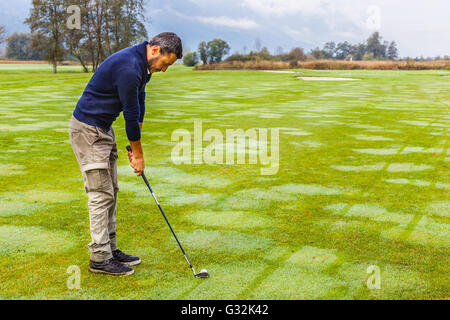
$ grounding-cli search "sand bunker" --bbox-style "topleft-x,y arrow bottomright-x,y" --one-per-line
297,77 -> 361,81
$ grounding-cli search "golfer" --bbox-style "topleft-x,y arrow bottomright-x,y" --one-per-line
69,32 -> 183,276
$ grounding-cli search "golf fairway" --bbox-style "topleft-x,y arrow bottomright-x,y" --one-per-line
0,64 -> 448,299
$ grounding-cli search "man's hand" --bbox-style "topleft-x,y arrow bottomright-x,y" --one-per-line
128,151 -> 145,176
128,140 -> 145,176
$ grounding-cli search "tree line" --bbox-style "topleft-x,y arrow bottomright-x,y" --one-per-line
184,32 -> 406,67
3,32 -> 47,60
309,32 -> 398,60
0,25 -> 43,59
1,0 -> 147,73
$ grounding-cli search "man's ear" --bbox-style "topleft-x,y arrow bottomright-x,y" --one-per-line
151,45 -> 161,56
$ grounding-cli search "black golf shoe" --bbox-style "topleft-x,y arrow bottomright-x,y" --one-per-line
89,257 -> 134,276
112,249 -> 141,266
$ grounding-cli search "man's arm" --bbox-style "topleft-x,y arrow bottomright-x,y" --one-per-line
139,88 -> 146,124
116,68 -> 145,175
128,139 -> 144,176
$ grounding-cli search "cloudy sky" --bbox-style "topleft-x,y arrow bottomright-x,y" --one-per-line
1,0 -> 449,57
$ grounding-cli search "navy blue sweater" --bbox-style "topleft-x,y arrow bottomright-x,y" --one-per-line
73,41 -> 151,141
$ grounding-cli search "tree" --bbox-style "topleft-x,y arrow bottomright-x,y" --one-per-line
65,1 -> 89,72
66,0 -> 106,72
350,43 -> 366,60
207,38 -> 230,63
335,41 -> 351,60
254,37 -> 261,51
198,41 -> 209,64
257,47 -> 272,60
6,32 -> 45,60
381,40 -> 389,59
6,33 -> 31,59
387,41 -> 399,60
183,52 -> 198,67
308,47 -> 326,60
323,41 -> 336,59
65,0 -> 147,72
366,32 -> 385,59
0,25 -> 7,45
103,0 -> 147,59
25,0 -> 66,73
287,47 -> 306,61
275,46 -> 284,56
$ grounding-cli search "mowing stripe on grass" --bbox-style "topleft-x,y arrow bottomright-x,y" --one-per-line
247,246 -> 345,299
0,225 -> 75,256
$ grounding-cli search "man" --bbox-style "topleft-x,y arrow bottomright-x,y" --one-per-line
69,32 -> 183,276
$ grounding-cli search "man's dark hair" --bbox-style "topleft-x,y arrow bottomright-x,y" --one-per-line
149,32 -> 183,59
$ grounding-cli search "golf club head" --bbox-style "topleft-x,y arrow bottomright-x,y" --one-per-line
195,269 -> 210,278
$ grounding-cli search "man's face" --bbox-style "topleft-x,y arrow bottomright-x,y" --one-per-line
147,45 -> 178,73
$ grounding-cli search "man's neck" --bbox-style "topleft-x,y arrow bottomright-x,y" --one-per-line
146,44 -> 151,74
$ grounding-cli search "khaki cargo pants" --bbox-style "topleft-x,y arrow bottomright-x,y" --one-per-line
69,115 -> 119,262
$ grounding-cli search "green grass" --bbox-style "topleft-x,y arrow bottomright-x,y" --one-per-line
0,63 -> 449,299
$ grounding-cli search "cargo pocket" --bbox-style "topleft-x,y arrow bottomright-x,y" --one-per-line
83,169 -> 111,193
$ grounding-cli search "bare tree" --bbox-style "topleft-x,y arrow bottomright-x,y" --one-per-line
65,0 -> 147,72
89,0 -> 106,71
254,37 -> 261,52
25,0 -> 66,73
275,46 -> 284,56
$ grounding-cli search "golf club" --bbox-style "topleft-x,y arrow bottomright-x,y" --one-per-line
126,146 -> 209,278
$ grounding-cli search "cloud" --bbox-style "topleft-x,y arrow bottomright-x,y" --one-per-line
157,5 -> 259,30
2,0 -> 448,57
242,0 -> 328,16
242,0 -> 371,31
282,26 -> 314,44
330,31 -> 361,39
195,16 -> 260,30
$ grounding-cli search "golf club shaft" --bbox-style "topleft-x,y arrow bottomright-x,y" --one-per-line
126,146 -> 196,275
141,173 -> 195,270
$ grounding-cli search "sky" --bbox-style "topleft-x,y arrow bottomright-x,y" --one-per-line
1,0 -> 449,58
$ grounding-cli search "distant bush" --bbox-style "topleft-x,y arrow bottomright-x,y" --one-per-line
226,47 -> 277,62
183,52 -> 199,67
363,52 -> 375,61
195,60 -> 291,70
225,53 -> 257,62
